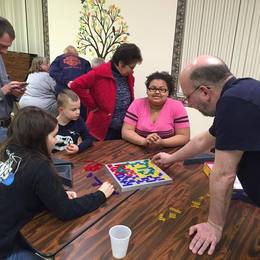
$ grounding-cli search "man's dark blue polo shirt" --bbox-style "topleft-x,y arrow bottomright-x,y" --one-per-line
209,77 -> 260,207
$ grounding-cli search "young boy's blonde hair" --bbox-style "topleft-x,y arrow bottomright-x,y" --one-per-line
57,89 -> 79,108
29,57 -> 49,73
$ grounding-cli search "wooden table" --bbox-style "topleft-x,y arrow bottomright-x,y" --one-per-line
22,140 -> 260,259
55,162 -> 260,259
21,140 -> 178,258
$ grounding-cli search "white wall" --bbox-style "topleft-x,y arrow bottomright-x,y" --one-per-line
47,1 -> 81,60
47,0 -> 177,98
186,107 -> 214,138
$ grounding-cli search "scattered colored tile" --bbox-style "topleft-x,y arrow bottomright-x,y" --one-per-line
169,207 -> 182,214
86,172 -> 93,178
191,201 -> 201,206
83,163 -> 103,172
158,217 -> 166,222
168,212 -> 177,219
158,213 -> 167,221
94,176 -> 103,185
92,182 -> 101,187
191,204 -> 200,208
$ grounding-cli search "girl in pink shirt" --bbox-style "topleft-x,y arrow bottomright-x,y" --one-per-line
122,72 -> 190,148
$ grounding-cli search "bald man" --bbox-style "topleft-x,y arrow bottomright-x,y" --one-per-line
153,55 -> 260,255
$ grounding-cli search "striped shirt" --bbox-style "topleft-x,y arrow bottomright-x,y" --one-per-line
124,97 -> 189,138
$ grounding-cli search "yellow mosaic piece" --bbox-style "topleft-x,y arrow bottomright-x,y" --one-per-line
158,213 -> 167,221
169,207 -> 182,214
191,200 -> 201,206
168,212 -> 177,219
191,204 -> 200,208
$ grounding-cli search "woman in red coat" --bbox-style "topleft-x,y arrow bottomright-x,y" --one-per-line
69,43 -> 142,141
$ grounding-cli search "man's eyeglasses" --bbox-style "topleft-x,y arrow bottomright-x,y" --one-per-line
183,85 -> 201,104
147,87 -> 169,94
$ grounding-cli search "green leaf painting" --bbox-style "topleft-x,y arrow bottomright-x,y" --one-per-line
77,0 -> 130,59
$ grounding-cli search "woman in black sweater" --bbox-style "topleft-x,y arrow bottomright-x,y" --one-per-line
0,106 -> 114,259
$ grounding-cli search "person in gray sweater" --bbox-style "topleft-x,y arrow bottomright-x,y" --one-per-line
0,17 -> 27,142
19,57 -> 57,116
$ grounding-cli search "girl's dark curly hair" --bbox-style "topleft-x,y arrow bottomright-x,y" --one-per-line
145,71 -> 175,96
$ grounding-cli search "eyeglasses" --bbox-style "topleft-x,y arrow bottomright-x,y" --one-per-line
147,87 -> 169,94
127,64 -> 136,70
183,85 -> 201,104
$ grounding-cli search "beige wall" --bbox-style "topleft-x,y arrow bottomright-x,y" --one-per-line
186,108 -> 214,138
47,0 -> 177,98
47,0 -> 81,59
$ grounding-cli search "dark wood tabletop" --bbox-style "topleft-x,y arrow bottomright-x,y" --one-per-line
55,160 -> 260,260
21,140 -> 178,258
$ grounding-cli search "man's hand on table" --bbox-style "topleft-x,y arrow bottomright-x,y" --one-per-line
151,152 -> 174,168
189,221 -> 222,255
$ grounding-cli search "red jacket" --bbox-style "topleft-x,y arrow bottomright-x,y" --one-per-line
70,61 -> 135,141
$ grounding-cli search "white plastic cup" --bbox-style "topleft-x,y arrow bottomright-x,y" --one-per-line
109,225 -> 132,259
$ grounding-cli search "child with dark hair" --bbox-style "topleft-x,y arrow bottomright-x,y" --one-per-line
55,89 -> 93,154
0,106 -> 114,259
122,71 -> 190,148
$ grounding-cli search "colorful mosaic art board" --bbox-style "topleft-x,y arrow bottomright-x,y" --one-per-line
105,159 -> 173,192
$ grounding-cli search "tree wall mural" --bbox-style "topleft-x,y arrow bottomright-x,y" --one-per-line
77,0 -> 130,60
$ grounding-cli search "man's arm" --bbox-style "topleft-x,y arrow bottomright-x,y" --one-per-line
189,149 -> 243,255
209,149 -> 243,226
152,130 -> 215,166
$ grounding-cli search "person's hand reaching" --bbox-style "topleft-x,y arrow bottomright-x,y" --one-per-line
99,182 -> 114,198
152,152 -> 173,168
66,191 -> 77,199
